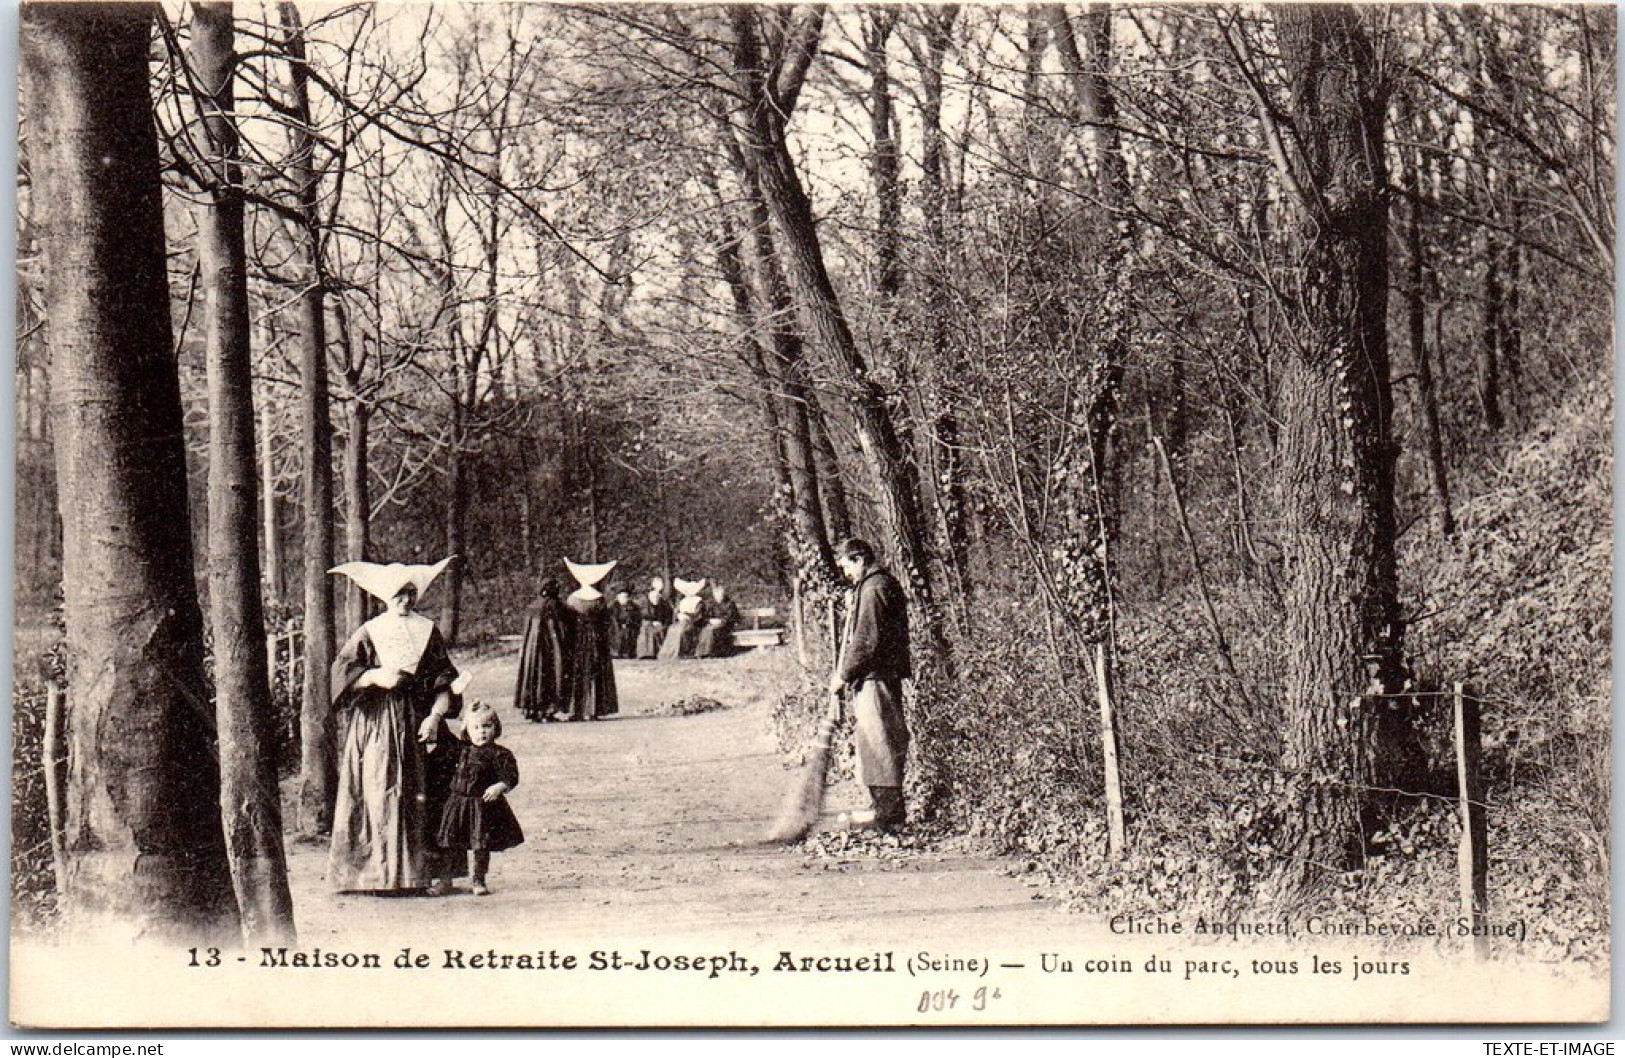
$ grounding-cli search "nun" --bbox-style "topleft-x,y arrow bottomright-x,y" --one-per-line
326,557 -> 464,895
562,559 -> 620,721
657,577 -> 707,660
514,577 -> 568,722
694,582 -> 741,658
635,577 -> 673,659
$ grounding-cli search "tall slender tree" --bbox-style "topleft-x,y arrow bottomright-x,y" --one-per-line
908,4 -> 971,630
281,0 -> 338,838
1402,145 -> 1454,536
726,5 -> 948,665
188,0 -> 296,944
1045,1 -> 1135,859
714,128 -> 837,578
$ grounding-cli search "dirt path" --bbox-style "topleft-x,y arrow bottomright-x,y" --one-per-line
287,645 -> 1083,952
23,648 -> 1597,1028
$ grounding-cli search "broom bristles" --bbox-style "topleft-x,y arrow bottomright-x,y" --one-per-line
763,713 -> 838,844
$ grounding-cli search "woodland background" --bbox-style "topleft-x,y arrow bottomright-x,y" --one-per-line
11,2 -> 1613,961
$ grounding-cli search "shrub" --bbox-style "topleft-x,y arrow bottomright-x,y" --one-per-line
893,379 -> 1609,965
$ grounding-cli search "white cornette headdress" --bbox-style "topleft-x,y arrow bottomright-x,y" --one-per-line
672,577 -> 706,599
565,558 -> 618,601
329,557 -> 455,604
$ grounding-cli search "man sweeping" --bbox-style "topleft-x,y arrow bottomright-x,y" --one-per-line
827,537 -> 913,831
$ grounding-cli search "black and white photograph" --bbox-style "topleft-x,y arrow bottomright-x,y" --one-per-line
9,0 -> 1613,1027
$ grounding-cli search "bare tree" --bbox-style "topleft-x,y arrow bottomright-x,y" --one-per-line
187,0 -> 296,944
726,5 -> 949,665
280,0 -> 338,838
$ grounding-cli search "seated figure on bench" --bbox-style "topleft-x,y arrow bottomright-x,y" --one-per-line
609,585 -> 641,659
658,577 -> 707,660
635,577 -> 672,659
694,582 -> 740,658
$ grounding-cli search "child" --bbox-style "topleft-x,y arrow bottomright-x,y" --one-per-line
436,702 -> 524,895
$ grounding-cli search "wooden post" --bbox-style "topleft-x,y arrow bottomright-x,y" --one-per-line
1094,642 -> 1126,859
1454,682 -> 1488,957
825,596 -> 839,671
792,575 -> 809,670
266,631 -> 280,701
286,630 -> 301,728
43,683 -> 68,897
258,394 -> 282,605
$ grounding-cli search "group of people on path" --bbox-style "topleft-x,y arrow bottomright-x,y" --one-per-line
645,577 -> 741,661
513,570 -> 743,723
512,559 -> 622,724
611,575 -> 742,662
318,534 -> 914,900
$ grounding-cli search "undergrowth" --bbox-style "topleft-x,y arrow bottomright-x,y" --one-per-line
828,378 -> 1615,967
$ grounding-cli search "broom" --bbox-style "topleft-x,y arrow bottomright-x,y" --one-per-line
763,691 -> 842,843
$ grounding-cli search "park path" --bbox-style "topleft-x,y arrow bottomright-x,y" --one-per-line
15,647 -> 1602,1028
284,644 -> 1082,953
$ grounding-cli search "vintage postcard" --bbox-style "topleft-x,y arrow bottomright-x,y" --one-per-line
10,1 -> 1611,1028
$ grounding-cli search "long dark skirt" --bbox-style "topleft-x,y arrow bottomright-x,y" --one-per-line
657,616 -> 700,660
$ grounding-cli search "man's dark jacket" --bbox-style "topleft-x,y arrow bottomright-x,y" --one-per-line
836,566 -> 912,685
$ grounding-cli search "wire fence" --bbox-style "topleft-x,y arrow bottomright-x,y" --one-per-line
14,668 -> 1503,943
1107,680 -> 1494,941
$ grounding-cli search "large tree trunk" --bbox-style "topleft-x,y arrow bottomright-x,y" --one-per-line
1046,3 -> 1130,527
22,1 -> 238,942
749,364 -> 796,509
807,399 -> 852,542
1266,4 -> 1403,899
727,7 -> 947,665
190,0 -> 296,945
710,184 -> 799,525
282,1 -> 336,837
865,11 -> 903,301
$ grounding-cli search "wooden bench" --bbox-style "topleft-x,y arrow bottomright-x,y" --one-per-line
734,606 -> 786,648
